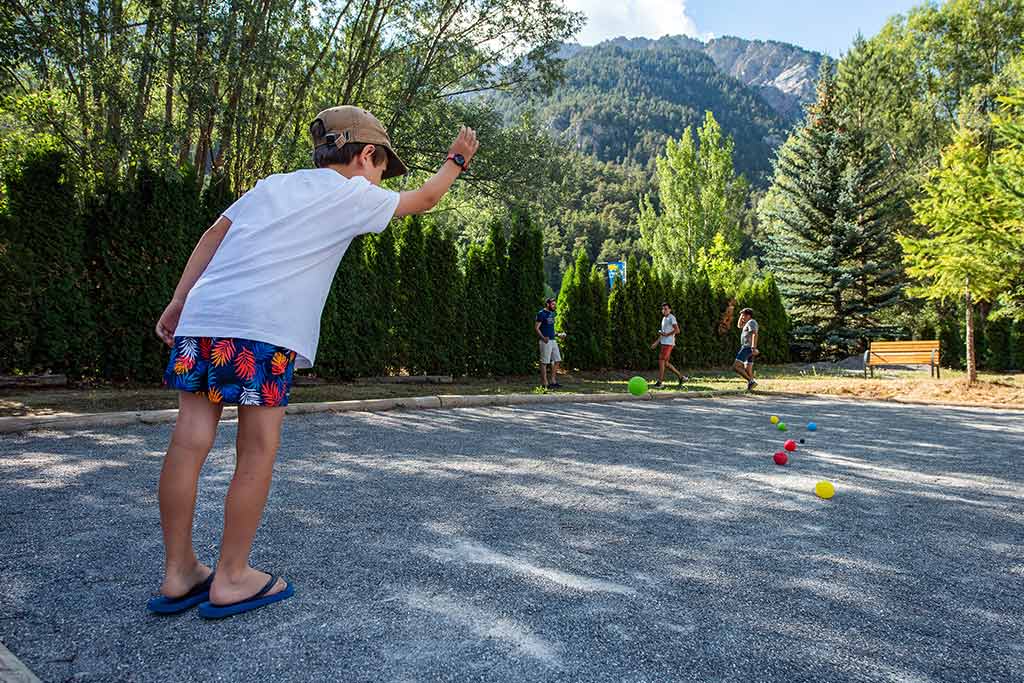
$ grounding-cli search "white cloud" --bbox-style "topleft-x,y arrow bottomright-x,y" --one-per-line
563,0 -> 707,45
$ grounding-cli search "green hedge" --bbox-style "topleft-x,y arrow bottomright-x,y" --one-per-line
558,252 -> 792,371
0,152 -> 545,381
4,152 -> 799,381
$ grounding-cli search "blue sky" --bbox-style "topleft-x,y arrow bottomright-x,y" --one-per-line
563,0 -> 923,56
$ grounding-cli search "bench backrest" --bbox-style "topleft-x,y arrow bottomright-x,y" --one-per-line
867,340 -> 940,366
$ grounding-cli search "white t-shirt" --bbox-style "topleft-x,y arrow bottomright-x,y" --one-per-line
660,314 -> 678,346
176,169 -> 399,368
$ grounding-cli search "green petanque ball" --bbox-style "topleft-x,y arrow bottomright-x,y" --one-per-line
777,422 -> 788,431
628,376 -> 648,396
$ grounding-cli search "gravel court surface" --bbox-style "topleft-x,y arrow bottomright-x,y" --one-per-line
1,395 -> 1022,683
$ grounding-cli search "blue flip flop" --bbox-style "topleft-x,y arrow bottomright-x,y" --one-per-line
198,573 -> 294,620
147,572 -> 215,614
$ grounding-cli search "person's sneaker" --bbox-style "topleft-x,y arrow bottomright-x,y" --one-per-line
747,379 -> 758,391
653,380 -> 663,389
548,382 -> 563,389
677,377 -> 684,389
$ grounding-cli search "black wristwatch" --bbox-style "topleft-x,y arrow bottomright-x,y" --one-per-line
447,153 -> 468,172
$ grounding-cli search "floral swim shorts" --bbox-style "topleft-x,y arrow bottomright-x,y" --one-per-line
163,336 -> 297,407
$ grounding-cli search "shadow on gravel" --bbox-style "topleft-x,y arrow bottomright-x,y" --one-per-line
1,397 -> 1022,682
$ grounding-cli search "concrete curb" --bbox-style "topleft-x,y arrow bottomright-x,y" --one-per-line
0,642 -> 41,683
0,389 -> 746,435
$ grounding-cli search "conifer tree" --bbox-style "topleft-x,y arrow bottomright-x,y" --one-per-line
395,216 -> 430,374
505,213 -> 546,374
424,227 -> 462,374
762,59 -> 904,358
366,228 -> 399,375
463,243 -> 498,375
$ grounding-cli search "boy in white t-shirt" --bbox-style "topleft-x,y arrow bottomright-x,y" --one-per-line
650,302 -> 685,388
147,106 -> 479,619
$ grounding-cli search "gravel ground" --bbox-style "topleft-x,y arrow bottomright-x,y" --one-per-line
1,396 -> 1022,683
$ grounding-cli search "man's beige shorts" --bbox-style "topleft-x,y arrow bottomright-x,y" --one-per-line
539,339 -> 562,364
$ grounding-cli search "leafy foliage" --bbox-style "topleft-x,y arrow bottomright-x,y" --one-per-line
639,111 -> 748,278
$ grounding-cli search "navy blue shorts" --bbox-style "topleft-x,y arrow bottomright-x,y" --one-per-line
736,346 -> 754,363
163,336 -> 297,406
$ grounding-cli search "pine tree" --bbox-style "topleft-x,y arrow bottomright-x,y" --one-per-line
762,59 -> 905,358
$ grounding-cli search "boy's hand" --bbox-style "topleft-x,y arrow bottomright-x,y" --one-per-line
156,299 -> 184,347
448,127 -> 480,166
752,348 -> 760,358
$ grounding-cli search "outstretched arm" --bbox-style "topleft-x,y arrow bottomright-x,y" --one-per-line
155,216 -> 231,346
395,127 -> 480,217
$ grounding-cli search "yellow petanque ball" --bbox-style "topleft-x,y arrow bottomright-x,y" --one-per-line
770,415 -> 779,424
815,481 -> 835,500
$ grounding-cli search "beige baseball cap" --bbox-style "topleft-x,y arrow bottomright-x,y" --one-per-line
310,106 -> 408,179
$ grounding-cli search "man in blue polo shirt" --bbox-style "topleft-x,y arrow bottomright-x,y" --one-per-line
535,297 -> 566,389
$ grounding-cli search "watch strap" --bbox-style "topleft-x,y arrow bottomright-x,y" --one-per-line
447,154 -> 468,172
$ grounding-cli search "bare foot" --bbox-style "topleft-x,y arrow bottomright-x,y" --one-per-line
159,561 -> 213,598
210,567 -> 287,605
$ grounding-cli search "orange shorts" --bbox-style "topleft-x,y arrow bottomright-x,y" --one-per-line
659,344 -> 674,361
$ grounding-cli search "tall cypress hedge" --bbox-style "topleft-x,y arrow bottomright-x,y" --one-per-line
424,225 -> 462,374
504,212 -> 546,375
0,150 -> 94,376
1,150 -> 809,381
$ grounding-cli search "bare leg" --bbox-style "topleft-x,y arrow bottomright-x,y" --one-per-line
747,362 -> 755,379
658,358 -> 666,382
733,360 -> 752,382
158,391 -> 222,597
551,361 -> 560,384
666,361 -> 684,380
210,405 -> 288,604
540,362 -> 548,387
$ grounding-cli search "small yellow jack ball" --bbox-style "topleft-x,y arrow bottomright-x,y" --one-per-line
815,481 -> 836,500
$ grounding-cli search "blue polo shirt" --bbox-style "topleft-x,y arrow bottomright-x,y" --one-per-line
536,309 -> 556,338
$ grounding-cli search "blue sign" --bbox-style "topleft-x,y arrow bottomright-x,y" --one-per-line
605,261 -> 626,289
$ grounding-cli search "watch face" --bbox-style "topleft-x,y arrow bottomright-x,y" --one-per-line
453,154 -> 465,166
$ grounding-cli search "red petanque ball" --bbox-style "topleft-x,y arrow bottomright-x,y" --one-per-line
784,439 -> 797,452
773,451 -> 788,465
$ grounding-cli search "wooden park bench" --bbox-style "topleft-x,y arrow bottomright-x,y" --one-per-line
864,340 -> 941,378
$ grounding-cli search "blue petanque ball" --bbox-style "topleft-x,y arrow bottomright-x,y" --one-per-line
807,422 -> 817,431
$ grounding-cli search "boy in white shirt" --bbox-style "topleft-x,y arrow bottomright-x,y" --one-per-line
734,307 -> 760,391
650,302 -> 684,388
148,106 -> 478,619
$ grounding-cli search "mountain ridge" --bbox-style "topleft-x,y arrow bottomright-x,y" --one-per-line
556,35 -> 824,122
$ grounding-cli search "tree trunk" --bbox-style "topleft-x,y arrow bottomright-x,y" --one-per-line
164,0 -> 179,133
965,289 -> 977,384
